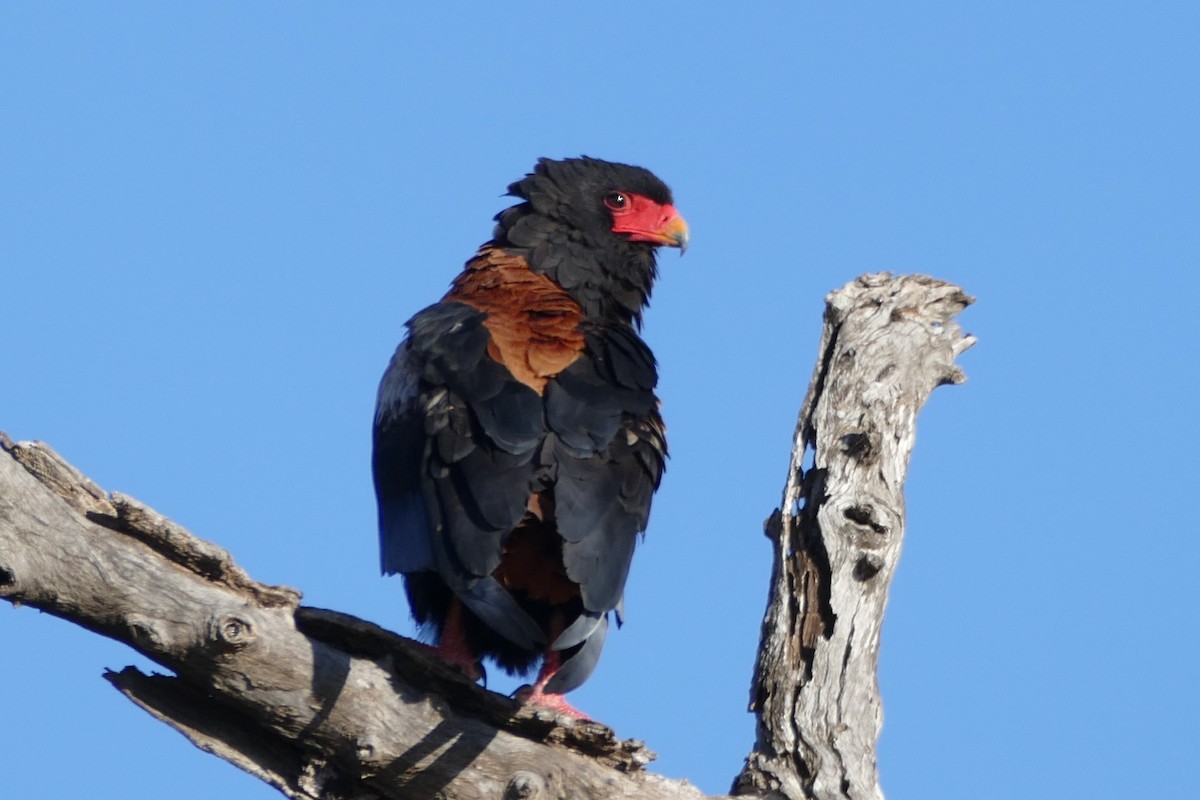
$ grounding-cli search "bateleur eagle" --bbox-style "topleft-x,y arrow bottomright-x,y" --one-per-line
373,156 -> 686,717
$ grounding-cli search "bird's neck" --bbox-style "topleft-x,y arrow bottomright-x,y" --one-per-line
491,216 -> 656,328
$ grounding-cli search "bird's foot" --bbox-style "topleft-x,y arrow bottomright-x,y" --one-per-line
420,600 -> 485,682
514,683 -> 589,720
418,640 -> 484,683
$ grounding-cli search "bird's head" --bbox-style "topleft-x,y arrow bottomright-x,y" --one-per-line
505,156 -> 689,255
496,157 -> 688,323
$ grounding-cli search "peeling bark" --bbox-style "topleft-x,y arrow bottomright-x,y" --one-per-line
0,274 -> 972,800
735,274 -> 975,799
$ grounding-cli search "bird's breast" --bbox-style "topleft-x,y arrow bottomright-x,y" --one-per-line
446,246 -> 586,395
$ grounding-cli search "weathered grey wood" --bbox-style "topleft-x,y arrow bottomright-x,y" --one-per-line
0,433 -> 718,800
0,273 -> 972,799
735,274 -> 975,800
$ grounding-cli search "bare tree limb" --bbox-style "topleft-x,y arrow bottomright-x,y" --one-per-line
0,273 -> 972,800
0,433 -> 705,800
735,274 -> 975,799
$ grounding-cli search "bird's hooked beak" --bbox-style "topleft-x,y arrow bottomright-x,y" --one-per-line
611,198 -> 690,254
659,210 -> 690,254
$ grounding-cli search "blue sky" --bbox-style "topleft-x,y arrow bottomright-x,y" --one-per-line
3,3 -> 1198,798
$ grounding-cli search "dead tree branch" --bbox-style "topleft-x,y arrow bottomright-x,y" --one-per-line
736,274 -> 975,799
0,273 -> 972,800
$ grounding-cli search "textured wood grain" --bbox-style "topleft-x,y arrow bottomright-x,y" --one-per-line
735,274 -> 974,800
0,435 -> 709,800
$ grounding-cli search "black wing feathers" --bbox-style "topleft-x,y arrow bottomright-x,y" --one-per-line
374,343 -> 433,576
408,304 -> 544,456
545,324 -> 665,615
376,301 -> 542,578
373,295 -> 666,677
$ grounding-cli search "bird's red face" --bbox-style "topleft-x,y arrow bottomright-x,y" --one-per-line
605,191 -> 690,252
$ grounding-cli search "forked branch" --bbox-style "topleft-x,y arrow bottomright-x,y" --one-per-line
0,273 -> 972,800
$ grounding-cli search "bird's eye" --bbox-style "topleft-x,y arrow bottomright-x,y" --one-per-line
604,192 -> 628,210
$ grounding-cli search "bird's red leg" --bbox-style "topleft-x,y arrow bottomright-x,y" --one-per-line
516,649 -> 589,720
514,606 -> 588,719
424,598 -> 483,682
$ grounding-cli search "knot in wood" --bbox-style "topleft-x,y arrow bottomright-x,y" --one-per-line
838,431 -> 875,462
210,612 -> 257,650
126,614 -> 166,648
504,770 -> 546,799
843,503 -> 888,537
0,564 -> 15,592
854,554 -> 884,581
